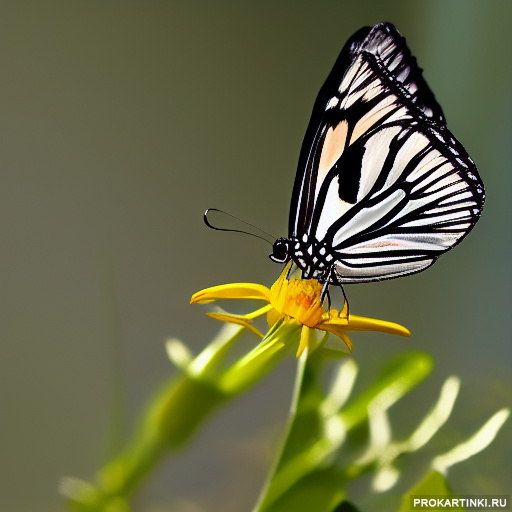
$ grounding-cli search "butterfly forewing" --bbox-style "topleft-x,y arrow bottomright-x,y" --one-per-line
287,22 -> 484,284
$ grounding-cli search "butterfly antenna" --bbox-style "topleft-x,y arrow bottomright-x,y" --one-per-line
204,208 -> 275,246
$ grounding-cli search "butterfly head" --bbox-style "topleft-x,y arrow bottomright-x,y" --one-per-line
269,238 -> 291,264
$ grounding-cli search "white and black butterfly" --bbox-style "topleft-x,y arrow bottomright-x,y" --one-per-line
269,22 -> 484,286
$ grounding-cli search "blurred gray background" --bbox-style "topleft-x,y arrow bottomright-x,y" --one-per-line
1,2 -> 510,511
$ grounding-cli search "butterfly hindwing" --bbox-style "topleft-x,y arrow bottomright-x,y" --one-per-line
287,22 -> 484,283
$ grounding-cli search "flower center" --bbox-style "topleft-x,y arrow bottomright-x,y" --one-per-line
270,274 -> 325,328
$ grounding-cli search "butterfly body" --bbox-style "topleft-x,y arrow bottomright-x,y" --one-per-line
270,22 -> 484,285
270,235 -> 335,281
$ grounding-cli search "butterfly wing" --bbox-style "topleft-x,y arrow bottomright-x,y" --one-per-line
289,22 -> 484,283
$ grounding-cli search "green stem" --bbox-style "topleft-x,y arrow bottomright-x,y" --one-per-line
99,374 -> 229,497
64,323 -> 300,511
64,373 -> 228,512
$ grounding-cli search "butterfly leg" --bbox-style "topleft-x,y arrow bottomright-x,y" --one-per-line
320,281 -> 331,311
286,261 -> 295,280
320,278 -> 329,301
339,282 -> 350,320
330,267 -> 350,320
320,270 -> 335,317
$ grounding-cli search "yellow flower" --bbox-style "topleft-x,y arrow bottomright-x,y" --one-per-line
191,262 -> 410,357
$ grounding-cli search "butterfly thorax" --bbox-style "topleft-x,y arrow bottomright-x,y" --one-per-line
270,235 -> 335,282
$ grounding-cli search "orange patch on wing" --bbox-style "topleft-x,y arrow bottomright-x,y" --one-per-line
318,121 -> 348,177
350,100 -> 396,145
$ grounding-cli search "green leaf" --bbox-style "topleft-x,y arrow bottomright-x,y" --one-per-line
260,469 -> 346,512
331,501 -> 362,512
398,471 -> 463,512
339,351 -> 433,431
254,351 -> 433,512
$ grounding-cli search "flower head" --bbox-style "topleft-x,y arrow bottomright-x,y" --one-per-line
191,262 -> 410,357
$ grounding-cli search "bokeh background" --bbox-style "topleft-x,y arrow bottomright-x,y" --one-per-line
1,2 -> 510,511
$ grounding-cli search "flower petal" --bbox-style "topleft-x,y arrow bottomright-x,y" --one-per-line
347,315 -> 411,337
317,323 -> 354,351
321,309 -> 349,326
296,325 -> 311,358
206,304 -> 273,321
206,312 -> 265,338
191,283 -> 271,304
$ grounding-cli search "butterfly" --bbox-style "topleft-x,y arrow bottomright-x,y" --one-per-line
269,22 -> 484,288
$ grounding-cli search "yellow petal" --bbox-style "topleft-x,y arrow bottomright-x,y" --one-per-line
266,307 -> 282,328
346,315 -> 410,337
317,323 -> 354,351
296,325 -> 311,358
242,303 -> 274,320
339,333 -> 353,352
321,309 -> 349,326
206,312 -> 265,338
191,283 -> 271,304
